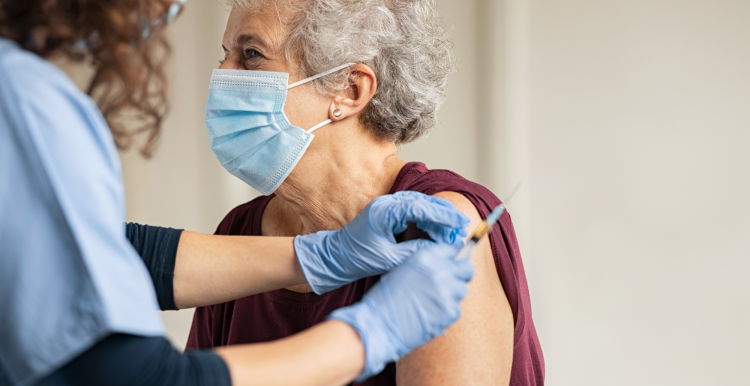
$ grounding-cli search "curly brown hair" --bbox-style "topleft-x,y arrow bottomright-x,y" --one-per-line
0,0 -> 174,157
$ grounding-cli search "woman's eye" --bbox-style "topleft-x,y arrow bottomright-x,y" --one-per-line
244,48 -> 262,59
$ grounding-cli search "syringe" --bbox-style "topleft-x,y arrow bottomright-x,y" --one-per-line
454,182 -> 521,261
454,204 -> 506,261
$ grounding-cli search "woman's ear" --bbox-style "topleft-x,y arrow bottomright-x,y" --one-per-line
329,64 -> 377,122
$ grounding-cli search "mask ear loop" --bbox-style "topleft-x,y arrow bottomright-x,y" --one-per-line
289,63 -> 356,134
307,119 -> 332,133
286,63 -> 356,89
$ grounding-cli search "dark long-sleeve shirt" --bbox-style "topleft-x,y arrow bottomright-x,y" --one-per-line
29,224 -> 232,386
125,222 -> 184,311
35,334 -> 231,386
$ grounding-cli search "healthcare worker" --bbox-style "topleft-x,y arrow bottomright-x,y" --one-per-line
0,1 -> 475,386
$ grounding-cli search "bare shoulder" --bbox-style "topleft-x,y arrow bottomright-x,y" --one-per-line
432,191 -> 483,230
395,191 -> 515,385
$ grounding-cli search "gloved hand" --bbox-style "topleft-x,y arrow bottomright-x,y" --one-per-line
327,243 -> 474,382
294,191 -> 469,294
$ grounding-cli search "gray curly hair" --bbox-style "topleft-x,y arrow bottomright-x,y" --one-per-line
223,0 -> 456,144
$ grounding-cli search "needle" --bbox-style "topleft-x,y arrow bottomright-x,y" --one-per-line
454,182 -> 522,261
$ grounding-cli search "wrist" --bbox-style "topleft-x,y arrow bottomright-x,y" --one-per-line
294,232 -> 330,294
324,320 -> 367,375
327,296 -> 406,382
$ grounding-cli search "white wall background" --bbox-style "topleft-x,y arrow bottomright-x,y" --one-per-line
116,0 -> 750,384
528,1 -> 750,384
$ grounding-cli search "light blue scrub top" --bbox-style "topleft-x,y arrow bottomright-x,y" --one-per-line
0,38 -> 164,386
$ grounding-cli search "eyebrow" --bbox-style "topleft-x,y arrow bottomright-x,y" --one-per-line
236,33 -> 272,52
222,32 -> 275,54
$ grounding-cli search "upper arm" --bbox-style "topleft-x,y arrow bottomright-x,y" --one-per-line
126,223 -> 184,311
395,191 -> 514,385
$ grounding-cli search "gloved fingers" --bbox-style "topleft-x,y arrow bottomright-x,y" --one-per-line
452,259 -> 476,282
388,199 -> 470,237
394,191 -> 461,211
389,191 -> 457,210
431,260 -> 472,303
395,239 -> 441,260
448,304 -> 463,324
448,298 -> 463,327
432,288 -> 464,324
415,221 -> 467,245
422,243 -> 461,260
451,279 -> 470,302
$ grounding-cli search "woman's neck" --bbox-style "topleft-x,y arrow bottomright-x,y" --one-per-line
273,126 -> 407,235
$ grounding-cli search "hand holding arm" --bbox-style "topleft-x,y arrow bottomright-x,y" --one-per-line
294,191 -> 469,294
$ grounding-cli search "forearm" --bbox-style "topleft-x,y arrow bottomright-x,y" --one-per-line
37,334 -> 231,386
38,323 -> 362,386
216,320 -> 365,386
173,231 -> 307,309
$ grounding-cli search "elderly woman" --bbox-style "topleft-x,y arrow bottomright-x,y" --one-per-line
189,0 -> 544,385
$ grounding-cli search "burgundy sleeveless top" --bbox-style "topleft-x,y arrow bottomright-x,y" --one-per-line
187,162 -> 544,385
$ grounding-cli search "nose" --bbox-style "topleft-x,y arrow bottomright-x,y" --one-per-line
218,49 -> 246,70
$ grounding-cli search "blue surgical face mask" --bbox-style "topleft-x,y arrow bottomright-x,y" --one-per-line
205,63 -> 354,195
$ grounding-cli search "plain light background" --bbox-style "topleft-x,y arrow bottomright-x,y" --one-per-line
114,0 -> 750,384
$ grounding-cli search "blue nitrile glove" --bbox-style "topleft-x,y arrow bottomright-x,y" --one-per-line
294,191 -> 470,294
327,243 -> 475,382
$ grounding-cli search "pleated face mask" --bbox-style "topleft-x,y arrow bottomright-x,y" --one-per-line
205,63 -> 353,195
